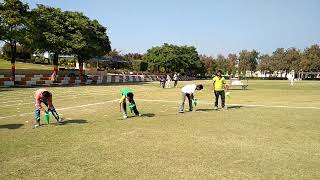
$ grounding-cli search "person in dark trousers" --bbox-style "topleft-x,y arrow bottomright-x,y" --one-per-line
179,84 -> 203,113
173,73 -> 179,88
119,88 -> 141,119
160,76 -> 166,88
213,70 -> 228,110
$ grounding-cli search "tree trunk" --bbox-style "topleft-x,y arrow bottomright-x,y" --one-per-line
53,53 -> 59,74
10,41 -> 16,82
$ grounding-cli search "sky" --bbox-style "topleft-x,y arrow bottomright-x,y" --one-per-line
16,0 -> 320,56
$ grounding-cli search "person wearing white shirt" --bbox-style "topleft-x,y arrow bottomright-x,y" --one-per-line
166,74 -> 172,88
287,73 -> 294,86
179,84 -> 203,113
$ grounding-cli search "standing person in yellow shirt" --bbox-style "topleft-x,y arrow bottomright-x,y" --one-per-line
213,70 -> 228,110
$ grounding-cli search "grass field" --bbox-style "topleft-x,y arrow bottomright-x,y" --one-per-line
0,80 -> 319,179
0,59 -> 52,70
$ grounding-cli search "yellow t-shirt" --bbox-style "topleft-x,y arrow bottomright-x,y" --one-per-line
213,76 -> 226,91
119,95 -> 126,103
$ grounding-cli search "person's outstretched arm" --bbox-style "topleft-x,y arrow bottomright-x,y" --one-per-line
119,95 -> 125,112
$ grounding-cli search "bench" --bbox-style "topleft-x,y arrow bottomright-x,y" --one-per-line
228,78 -> 248,90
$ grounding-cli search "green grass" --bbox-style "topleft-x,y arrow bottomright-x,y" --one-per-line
0,80 -> 319,179
0,59 -> 52,70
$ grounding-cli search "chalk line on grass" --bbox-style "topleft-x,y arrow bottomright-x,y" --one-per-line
137,99 -> 320,110
1,98 -> 320,120
0,99 -> 118,120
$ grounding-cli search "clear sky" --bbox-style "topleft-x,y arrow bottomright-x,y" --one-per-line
20,0 -> 320,56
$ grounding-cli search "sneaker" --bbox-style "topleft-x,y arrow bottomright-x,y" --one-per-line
213,106 -> 218,110
223,107 -> 228,111
137,114 -> 142,117
34,123 -> 41,128
123,115 -> 128,119
178,111 -> 184,113
56,118 -> 63,123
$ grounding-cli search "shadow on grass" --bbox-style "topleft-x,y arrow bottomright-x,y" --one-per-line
196,108 -> 215,112
228,105 -> 243,109
117,113 -> 156,120
142,113 -> 155,117
228,88 -> 251,91
0,88 -> 14,92
0,124 -> 24,129
196,105 -> 243,112
60,119 -> 88,125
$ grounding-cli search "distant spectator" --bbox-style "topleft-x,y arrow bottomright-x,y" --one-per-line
160,76 -> 166,88
166,74 -> 172,88
173,73 -> 179,87
50,71 -> 57,82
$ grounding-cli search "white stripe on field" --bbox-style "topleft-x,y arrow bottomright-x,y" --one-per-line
1,98 -> 320,120
136,99 -> 320,110
0,99 -> 118,120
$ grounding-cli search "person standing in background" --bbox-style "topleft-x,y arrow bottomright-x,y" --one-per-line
173,73 -> 179,87
166,74 -> 172,88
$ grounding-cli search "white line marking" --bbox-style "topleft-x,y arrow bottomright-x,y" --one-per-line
137,99 -> 320,110
1,98 -> 319,120
0,99 -> 118,119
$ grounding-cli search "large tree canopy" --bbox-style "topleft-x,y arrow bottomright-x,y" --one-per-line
300,45 -> 320,72
238,50 -> 259,74
28,5 -> 68,73
28,5 -> 111,75
143,43 -> 203,75
63,11 -> 111,78
64,11 -> 111,60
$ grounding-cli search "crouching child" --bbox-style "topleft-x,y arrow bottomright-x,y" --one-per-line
119,89 -> 141,119
34,89 -> 62,128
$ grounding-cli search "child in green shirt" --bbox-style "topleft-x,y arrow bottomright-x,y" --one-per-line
213,70 -> 228,110
119,88 -> 141,119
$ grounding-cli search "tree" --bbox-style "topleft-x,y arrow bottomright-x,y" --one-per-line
64,11 -> 111,79
143,43 -> 203,75
123,53 -> 143,61
238,50 -> 259,75
257,54 -> 272,78
2,43 -> 31,60
270,48 -> 287,76
284,48 -> 301,72
0,0 -> 29,81
215,54 -> 228,74
200,55 -> 216,76
226,53 -> 238,76
300,44 -> 320,72
104,49 -> 123,60
28,5 -> 69,75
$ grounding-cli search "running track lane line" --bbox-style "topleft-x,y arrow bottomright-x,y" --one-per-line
1,99 -> 320,120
